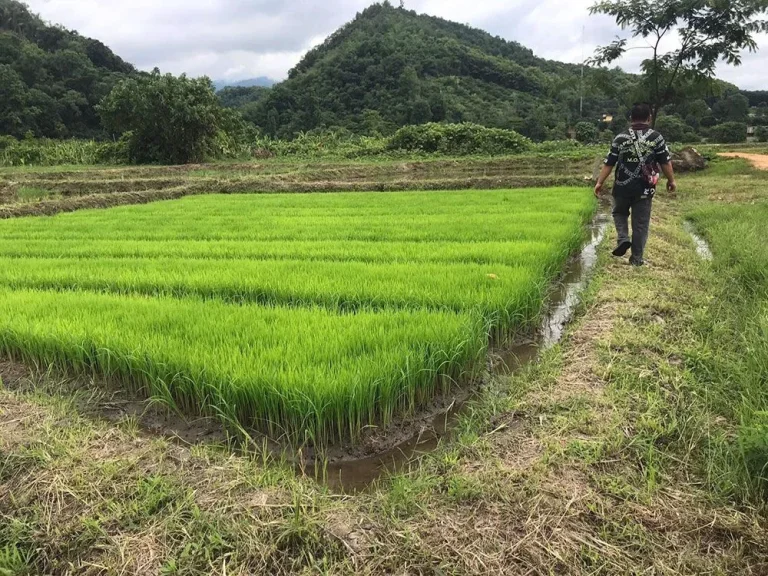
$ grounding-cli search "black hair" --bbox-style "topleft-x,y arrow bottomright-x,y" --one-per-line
630,103 -> 652,122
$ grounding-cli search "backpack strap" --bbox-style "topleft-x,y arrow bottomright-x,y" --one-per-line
628,127 -> 647,164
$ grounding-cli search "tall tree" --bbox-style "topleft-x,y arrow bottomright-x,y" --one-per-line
99,70 -> 226,164
590,0 -> 768,125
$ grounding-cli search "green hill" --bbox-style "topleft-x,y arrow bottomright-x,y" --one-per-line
0,0 -> 135,138
245,1 -> 636,140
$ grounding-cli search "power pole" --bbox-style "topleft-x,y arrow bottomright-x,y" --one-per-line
579,25 -> 585,118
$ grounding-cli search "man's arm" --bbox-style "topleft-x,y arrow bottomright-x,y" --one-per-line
660,162 -> 677,193
596,136 -> 620,197
594,164 -> 613,198
654,133 -> 676,193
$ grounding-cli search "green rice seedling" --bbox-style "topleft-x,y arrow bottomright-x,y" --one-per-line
0,288 -> 486,445
0,187 -> 595,444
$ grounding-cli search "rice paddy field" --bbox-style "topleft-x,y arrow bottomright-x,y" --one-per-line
0,187 -> 594,445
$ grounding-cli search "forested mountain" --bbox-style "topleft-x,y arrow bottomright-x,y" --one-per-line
218,86 -> 271,110
244,1 -> 637,140
0,0 -> 135,138
214,77 -> 275,91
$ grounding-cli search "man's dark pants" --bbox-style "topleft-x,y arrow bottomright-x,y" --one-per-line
612,194 -> 652,264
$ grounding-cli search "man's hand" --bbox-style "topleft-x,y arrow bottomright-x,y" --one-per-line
667,179 -> 677,194
594,164 -> 613,199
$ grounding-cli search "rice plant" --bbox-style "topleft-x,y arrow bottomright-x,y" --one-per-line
0,188 -> 595,444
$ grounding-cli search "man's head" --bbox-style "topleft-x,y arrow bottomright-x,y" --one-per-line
630,103 -> 652,124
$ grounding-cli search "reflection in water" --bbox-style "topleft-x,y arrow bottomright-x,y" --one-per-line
320,210 -> 611,492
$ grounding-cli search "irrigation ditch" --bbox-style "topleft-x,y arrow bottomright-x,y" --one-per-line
318,207 -> 611,491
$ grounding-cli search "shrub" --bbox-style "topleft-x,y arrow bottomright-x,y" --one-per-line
0,138 -> 127,167
599,129 -> 614,144
709,122 -> 748,144
574,122 -> 600,144
655,115 -> 700,143
388,122 -> 531,156
755,126 -> 768,143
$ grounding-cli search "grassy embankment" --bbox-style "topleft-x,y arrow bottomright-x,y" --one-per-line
1,156 -> 768,574
0,150 -> 599,217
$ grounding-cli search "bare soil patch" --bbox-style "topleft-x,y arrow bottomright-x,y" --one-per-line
719,152 -> 768,170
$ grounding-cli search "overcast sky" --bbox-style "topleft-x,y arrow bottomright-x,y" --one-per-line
23,0 -> 768,89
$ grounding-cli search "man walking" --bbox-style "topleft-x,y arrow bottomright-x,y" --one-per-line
594,103 -> 677,266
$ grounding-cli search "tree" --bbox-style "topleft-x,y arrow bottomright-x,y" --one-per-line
265,108 -> 280,138
712,93 -> 750,122
755,126 -> 768,142
590,0 -> 768,126
99,70 -> 226,164
709,121 -> 748,143
0,64 -> 26,136
574,121 -> 600,144
656,114 -> 698,142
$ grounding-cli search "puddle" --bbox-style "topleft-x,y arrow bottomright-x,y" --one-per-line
683,221 -> 713,262
320,210 -> 611,492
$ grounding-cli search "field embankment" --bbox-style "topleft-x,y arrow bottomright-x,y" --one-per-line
0,155 -> 596,218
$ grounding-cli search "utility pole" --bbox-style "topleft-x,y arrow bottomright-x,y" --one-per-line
579,25 -> 585,118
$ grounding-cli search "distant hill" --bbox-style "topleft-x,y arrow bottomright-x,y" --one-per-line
217,85 -> 271,110
214,77 -> 276,91
245,2 -> 637,140
0,0 -> 136,138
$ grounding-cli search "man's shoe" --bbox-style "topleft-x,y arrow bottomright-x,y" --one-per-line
629,257 -> 645,267
612,241 -> 632,257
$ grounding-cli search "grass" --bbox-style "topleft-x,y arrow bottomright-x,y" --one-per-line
0,188 -> 594,445
15,187 -> 55,203
687,201 -> 768,497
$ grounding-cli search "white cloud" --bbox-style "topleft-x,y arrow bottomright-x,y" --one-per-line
23,0 -> 768,88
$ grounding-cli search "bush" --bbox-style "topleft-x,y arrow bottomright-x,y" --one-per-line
709,122 -> 748,144
388,122 -> 531,156
0,135 -> 17,151
755,126 -> 768,143
574,122 -> 600,144
655,115 -> 700,143
599,129 -> 614,144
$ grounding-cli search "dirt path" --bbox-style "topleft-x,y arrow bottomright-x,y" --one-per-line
719,152 -> 768,169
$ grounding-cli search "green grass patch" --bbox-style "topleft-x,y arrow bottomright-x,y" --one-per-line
688,201 -> 768,498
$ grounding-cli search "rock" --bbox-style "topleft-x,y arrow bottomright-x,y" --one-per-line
671,147 -> 707,172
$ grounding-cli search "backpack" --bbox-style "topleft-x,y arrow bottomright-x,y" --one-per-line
629,127 -> 660,187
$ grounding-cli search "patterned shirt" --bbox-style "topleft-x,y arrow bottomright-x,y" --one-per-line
604,123 -> 672,198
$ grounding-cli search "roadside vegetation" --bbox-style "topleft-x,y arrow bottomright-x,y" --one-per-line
688,197 -> 768,498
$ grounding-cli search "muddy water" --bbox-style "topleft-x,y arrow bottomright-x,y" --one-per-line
683,221 -> 713,262
321,210 -> 611,492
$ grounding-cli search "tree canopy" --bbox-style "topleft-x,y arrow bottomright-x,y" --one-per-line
99,71 -> 235,164
590,0 -> 768,124
0,0 -> 135,138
